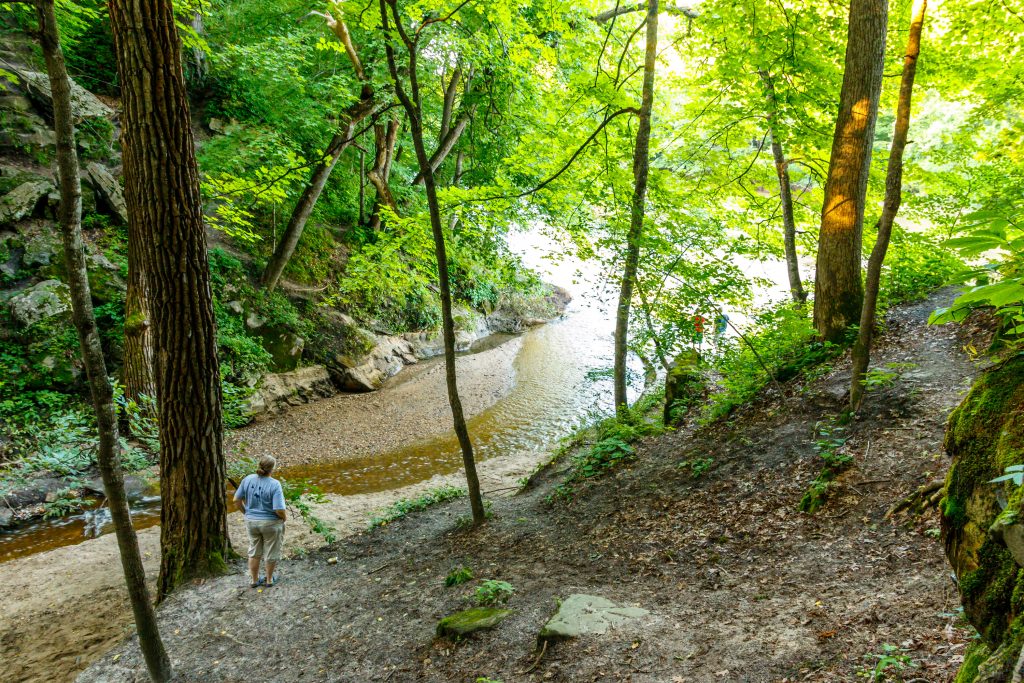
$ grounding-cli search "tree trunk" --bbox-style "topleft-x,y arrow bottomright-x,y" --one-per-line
122,236 -> 155,408
109,0 -> 231,601
368,117 -> 400,231
261,91 -> 375,290
851,0 -> 927,410
812,0 -> 888,343
36,2 -> 171,679
613,0 -> 658,416
381,0 -> 486,526
759,70 -> 806,304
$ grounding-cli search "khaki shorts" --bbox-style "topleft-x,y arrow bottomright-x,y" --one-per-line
246,518 -> 285,561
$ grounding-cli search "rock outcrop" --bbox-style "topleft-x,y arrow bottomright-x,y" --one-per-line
0,178 -> 53,226
245,366 -> 336,418
85,163 -> 129,224
942,357 -> 1024,682
8,279 -> 70,327
6,65 -> 113,122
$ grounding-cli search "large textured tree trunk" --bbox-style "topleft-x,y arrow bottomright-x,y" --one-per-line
851,0 -> 927,410
109,0 -> 231,601
812,0 -> 888,343
381,0 -> 486,526
36,2 -> 171,679
759,70 -> 806,304
122,238 -> 155,408
613,0 -> 658,416
261,93 -> 375,291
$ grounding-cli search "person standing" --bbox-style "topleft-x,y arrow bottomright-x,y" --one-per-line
234,456 -> 287,587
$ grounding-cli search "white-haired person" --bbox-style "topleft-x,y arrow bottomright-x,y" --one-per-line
234,455 -> 287,587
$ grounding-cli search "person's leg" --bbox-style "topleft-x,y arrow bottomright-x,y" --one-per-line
248,556 -> 260,584
246,521 -> 264,586
264,520 -> 284,584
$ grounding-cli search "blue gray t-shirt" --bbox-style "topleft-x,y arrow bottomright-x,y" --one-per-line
235,474 -> 286,521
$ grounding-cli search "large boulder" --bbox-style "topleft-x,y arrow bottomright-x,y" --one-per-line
7,65 -> 113,122
538,594 -> 649,645
0,179 -> 54,226
942,357 -> 1024,682
245,366 -> 336,419
8,279 -> 70,327
85,163 -> 129,224
308,309 -> 417,392
330,334 -> 417,392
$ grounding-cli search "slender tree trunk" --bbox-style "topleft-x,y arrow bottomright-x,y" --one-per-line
851,0 -> 927,410
122,237 -> 155,408
381,0 -> 485,526
759,70 -> 806,304
812,0 -> 888,343
448,150 -> 464,232
368,118 -> 400,231
36,2 -> 171,679
109,0 -> 231,601
262,93 -> 375,290
613,0 -> 658,416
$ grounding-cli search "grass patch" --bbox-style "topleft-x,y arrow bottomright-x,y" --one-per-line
369,484 -> 467,527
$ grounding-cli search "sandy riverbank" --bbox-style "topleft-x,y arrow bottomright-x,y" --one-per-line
228,334 -> 524,466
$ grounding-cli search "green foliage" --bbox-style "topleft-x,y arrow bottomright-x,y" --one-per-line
43,488 -> 87,519
860,363 -> 917,392
856,643 -> 917,681
878,229 -> 964,307
445,566 -> 474,587
799,418 -> 852,514
930,202 -> 1024,346
369,485 -> 467,527
678,457 -> 715,479
707,303 -> 836,420
474,580 -> 514,607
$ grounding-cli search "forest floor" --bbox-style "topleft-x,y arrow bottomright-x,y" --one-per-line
78,288 -> 988,683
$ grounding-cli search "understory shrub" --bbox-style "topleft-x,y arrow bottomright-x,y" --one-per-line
707,302 -> 838,420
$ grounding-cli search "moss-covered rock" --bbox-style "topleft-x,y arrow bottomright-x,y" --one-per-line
436,607 -> 512,638
943,356 -> 1024,681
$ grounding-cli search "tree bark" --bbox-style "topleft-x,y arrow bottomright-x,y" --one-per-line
613,0 -> 658,415
368,117 -> 400,231
381,0 -> 486,526
109,0 -> 231,601
851,0 -> 927,410
759,70 -> 806,304
261,91 -> 375,290
36,2 -> 171,679
812,0 -> 888,343
122,235 -> 155,409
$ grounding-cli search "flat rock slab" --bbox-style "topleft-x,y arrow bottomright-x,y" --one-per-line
436,607 -> 513,638
539,594 -> 649,643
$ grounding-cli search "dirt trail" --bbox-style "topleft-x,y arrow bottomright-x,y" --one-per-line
80,289 -> 984,683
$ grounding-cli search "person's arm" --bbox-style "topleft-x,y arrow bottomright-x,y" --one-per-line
273,481 -> 287,521
233,476 -> 247,514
